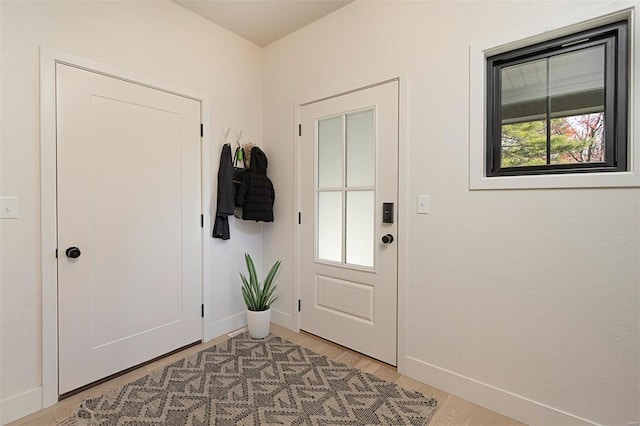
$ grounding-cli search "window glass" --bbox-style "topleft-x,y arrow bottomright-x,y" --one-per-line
318,116 -> 343,188
315,109 -> 377,268
549,46 -> 605,164
486,20 -> 627,177
345,191 -> 374,267
346,109 -> 375,187
501,59 -> 547,167
317,191 -> 342,262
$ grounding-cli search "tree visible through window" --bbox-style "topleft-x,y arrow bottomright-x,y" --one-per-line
486,21 -> 627,177
501,112 -> 605,167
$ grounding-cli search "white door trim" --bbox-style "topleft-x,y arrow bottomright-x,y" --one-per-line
39,47 -> 212,408
292,69 -> 409,374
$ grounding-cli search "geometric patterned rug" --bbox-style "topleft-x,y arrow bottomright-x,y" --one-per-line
64,333 -> 437,425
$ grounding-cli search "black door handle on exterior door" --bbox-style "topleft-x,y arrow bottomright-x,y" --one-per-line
66,247 -> 81,259
381,234 -> 394,244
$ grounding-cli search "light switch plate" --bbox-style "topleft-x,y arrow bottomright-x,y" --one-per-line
417,195 -> 429,214
0,197 -> 19,219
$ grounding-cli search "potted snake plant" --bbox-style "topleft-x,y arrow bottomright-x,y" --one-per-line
240,253 -> 281,338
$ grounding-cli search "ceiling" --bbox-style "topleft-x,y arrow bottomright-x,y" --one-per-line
172,0 -> 354,47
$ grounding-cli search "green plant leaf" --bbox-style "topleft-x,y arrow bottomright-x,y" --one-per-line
246,254 -> 258,289
240,272 -> 255,311
261,260 -> 281,308
240,254 -> 281,312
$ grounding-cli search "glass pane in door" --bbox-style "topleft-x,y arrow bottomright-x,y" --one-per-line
346,109 -> 375,187
345,191 -> 374,267
316,108 -> 376,268
318,116 -> 343,188
317,191 -> 342,262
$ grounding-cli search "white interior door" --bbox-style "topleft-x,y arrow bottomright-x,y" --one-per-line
56,64 -> 202,394
299,81 -> 399,365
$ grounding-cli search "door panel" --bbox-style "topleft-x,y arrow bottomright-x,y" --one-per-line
300,81 -> 398,365
316,275 -> 374,321
56,64 -> 202,394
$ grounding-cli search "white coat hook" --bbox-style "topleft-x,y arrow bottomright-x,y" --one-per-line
235,129 -> 245,163
223,127 -> 231,145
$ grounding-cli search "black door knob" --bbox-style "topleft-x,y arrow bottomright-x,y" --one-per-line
66,247 -> 81,259
381,234 -> 394,244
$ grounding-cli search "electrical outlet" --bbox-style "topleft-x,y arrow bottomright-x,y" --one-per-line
0,197 -> 19,219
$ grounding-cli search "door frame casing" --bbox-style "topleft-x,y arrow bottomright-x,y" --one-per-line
40,47 -> 212,408
293,70 -> 409,374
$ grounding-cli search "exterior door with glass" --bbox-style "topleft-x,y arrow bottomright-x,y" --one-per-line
299,81 -> 398,365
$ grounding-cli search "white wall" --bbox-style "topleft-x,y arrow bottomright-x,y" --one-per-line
0,0 -> 4,421
263,2 -> 639,425
1,1 -> 638,424
0,1 -> 263,421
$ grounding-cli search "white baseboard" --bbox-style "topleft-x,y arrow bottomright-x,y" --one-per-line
208,310 -> 293,341
1,387 -> 42,425
208,311 -> 247,340
271,309 -> 293,329
404,356 -> 600,426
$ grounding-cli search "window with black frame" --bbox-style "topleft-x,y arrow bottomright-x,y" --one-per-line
486,20 -> 628,177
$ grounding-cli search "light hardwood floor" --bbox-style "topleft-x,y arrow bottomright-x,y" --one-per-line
9,324 -> 527,426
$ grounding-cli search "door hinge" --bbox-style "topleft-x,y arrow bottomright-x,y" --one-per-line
298,299 -> 301,312
201,214 -> 204,228
201,304 -> 204,318
298,124 -> 302,137
200,123 -> 204,137
55,248 -> 58,258
298,212 -> 301,224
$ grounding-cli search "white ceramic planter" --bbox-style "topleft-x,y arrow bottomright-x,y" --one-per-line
247,307 -> 271,338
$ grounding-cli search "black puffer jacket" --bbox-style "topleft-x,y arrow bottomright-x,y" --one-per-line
236,147 -> 275,222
